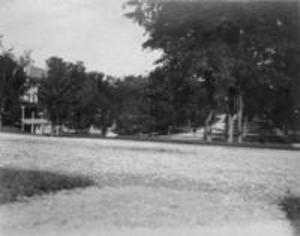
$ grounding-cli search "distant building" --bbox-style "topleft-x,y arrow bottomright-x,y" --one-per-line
21,65 -> 51,134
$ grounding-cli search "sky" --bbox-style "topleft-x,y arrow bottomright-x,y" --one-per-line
0,0 -> 161,77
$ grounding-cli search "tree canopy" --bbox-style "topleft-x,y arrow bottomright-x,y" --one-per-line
0,38 -> 27,128
125,0 -> 300,142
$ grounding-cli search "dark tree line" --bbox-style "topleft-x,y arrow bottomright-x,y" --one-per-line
38,57 -> 114,135
38,57 -> 151,136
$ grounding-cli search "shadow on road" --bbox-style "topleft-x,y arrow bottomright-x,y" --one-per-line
0,167 -> 94,204
280,196 -> 300,236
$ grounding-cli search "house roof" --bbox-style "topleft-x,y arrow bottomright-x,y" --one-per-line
25,65 -> 46,79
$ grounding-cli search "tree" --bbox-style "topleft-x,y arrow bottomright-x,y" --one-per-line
39,57 -> 82,135
0,38 -> 27,130
67,72 -> 104,131
125,1 -> 299,143
146,68 -> 175,133
114,75 -> 151,135
39,56 -> 120,136
69,72 -> 116,136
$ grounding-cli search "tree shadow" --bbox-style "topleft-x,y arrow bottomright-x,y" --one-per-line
0,167 -> 94,204
279,196 -> 300,236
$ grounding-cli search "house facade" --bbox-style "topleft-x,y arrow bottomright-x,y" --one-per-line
21,65 -> 51,134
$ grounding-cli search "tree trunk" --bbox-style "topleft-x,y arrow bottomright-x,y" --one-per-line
242,116 -> 248,138
237,94 -> 244,143
51,119 -> 59,136
101,126 -> 107,137
187,119 -> 192,132
21,105 -> 25,131
56,125 -> 61,136
0,113 -> 2,131
204,125 -> 212,142
101,111 -> 108,137
207,125 -> 212,142
204,110 -> 214,142
227,113 -> 234,143
227,86 -> 236,143
51,123 -> 55,136
57,125 -> 62,136
31,111 -> 35,134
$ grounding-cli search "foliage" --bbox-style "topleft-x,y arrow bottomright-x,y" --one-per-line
125,1 -> 300,137
39,57 -> 118,134
67,72 -> 104,130
70,72 -> 116,133
38,57 -> 80,128
39,57 -> 130,135
114,75 -> 152,134
0,39 -> 27,127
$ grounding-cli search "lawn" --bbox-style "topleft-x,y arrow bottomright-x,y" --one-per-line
0,132 -> 299,236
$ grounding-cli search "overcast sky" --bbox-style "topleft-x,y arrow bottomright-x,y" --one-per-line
0,0 -> 161,77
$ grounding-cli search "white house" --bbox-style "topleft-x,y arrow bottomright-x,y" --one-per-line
21,65 -> 51,135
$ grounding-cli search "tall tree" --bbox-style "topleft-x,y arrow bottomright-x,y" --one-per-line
68,72 -> 115,135
0,38 -> 27,129
114,75 -> 151,135
125,0 -> 299,143
39,57 -> 82,135
67,72 -> 103,131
